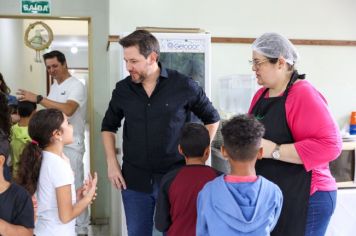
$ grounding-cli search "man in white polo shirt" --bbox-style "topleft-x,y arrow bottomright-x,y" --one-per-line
18,50 -> 88,236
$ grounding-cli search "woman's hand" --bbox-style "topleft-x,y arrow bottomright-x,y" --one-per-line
261,139 -> 303,164
261,138 -> 277,158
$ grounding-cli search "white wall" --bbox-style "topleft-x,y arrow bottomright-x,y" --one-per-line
42,19 -> 88,35
54,47 -> 88,68
20,19 -> 47,96
110,0 -> 356,126
0,19 -> 24,93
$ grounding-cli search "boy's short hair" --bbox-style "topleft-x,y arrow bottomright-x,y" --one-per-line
221,114 -> 265,161
17,101 -> 37,117
179,123 -> 210,157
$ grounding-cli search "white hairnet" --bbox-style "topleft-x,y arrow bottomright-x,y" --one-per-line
252,32 -> 299,65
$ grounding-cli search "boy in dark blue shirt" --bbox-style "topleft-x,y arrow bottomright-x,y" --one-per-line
155,123 -> 220,236
0,134 -> 34,236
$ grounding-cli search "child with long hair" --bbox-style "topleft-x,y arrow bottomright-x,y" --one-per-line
0,72 -> 18,124
0,96 -> 34,235
0,91 -> 11,181
16,108 -> 97,236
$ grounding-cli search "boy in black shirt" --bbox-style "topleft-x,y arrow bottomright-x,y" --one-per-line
155,123 -> 220,236
0,134 -> 34,236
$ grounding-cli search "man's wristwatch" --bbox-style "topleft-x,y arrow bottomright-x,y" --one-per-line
36,95 -> 43,104
271,144 -> 281,160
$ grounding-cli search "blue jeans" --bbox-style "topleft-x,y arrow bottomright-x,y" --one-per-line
305,190 -> 337,236
122,178 -> 162,236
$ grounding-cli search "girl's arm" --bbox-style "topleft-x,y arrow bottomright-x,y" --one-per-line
56,172 -> 97,224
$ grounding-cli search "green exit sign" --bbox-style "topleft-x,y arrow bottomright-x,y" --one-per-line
22,0 -> 51,14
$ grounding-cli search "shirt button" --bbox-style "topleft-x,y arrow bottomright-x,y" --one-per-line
147,103 -> 151,106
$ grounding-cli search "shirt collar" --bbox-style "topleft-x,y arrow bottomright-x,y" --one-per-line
158,62 -> 169,79
129,62 -> 168,86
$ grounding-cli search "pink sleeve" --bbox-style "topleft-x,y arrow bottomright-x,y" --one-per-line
248,88 -> 266,114
286,81 -> 342,171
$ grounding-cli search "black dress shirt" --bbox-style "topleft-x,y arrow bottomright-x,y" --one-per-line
101,64 -> 220,193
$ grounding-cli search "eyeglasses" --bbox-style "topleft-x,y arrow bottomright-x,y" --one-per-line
249,59 -> 269,69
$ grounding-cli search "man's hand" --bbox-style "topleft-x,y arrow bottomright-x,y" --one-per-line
102,131 -> 127,190
17,89 -> 37,103
107,158 -> 127,190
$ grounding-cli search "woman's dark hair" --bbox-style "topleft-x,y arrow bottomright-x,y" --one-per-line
179,123 -> 210,157
119,30 -> 160,61
221,114 -> 265,161
16,109 -> 64,195
0,92 -> 11,138
0,73 -> 11,94
267,57 -> 294,71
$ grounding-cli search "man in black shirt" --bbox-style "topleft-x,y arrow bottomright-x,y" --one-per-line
101,30 -> 220,236
0,134 -> 34,236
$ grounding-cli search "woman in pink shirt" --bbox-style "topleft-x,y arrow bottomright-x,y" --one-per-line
248,32 -> 342,236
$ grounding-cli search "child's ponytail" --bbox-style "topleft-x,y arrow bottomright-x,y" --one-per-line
15,108 -> 64,195
16,141 -> 42,195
